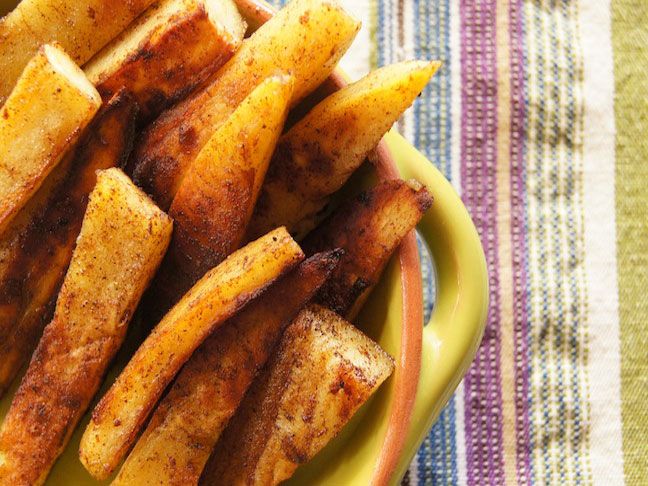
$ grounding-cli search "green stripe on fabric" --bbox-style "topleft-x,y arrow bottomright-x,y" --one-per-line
611,2 -> 648,483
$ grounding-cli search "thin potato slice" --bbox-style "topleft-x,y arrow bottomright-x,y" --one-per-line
0,0 -> 156,104
246,60 -> 440,240
200,304 -> 394,486
302,179 -> 433,319
127,0 -> 360,209
0,44 -> 100,235
85,0 -> 245,122
0,92 -> 138,396
114,251 -> 342,486
79,227 -> 304,480
0,168 -> 172,486
149,74 -> 294,318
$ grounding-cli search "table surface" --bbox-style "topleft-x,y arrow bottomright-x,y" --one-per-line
268,0 -> 647,484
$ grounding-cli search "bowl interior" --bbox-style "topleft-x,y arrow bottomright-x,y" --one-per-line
0,170 -> 410,486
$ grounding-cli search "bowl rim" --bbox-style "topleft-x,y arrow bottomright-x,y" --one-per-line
234,1 -> 424,484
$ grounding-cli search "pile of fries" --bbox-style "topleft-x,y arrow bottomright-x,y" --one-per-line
0,0 -> 439,484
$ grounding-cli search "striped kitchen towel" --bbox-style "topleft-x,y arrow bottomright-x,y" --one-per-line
269,0 -> 647,484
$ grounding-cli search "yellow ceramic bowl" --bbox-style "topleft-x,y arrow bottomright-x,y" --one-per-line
0,0 -> 488,484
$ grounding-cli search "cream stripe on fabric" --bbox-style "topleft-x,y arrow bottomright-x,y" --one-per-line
406,456 -> 419,486
494,0 -> 517,482
454,380 -> 468,486
449,0 -> 462,191
338,0 -> 372,80
579,0 -> 625,484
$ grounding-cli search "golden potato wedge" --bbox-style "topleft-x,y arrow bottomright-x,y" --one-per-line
0,168 -> 172,486
232,0 -> 272,32
127,0 -> 360,209
114,251 -> 342,486
148,74 -> 293,319
0,92 -> 138,396
79,227 -> 304,480
246,60 -> 440,240
302,179 -> 432,319
85,0 -> 245,122
201,304 -> 394,486
0,44 -> 101,235
0,0 -> 157,104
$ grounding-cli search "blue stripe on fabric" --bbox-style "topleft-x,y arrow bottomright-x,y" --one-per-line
376,0 -> 387,68
407,0 -> 458,483
412,0 -> 453,181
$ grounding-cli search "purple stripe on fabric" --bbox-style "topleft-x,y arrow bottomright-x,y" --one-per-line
459,1 -> 506,485
508,0 -> 533,483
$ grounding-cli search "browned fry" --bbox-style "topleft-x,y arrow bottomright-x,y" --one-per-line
79,228 -> 304,480
0,0 -> 157,104
125,0 -> 360,209
245,60 -> 440,240
0,44 -> 101,235
0,168 -> 172,486
0,92 -> 138,396
113,250 -> 342,486
147,74 -> 293,319
200,304 -> 394,486
85,0 -> 245,122
302,179 -> 433,319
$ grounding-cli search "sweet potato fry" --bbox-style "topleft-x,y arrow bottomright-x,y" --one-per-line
0,168 -> 172,486
0,91 -> 138,396
85,0 -> 245,122
0,0 -> 157,104
246,60 -> 440,240
302,179 -> 432,319
113,251 -> 342,486
79,227 -> 304,480
149,74 -> 293,318
0,44 -> 100,235
127,0 -> 360,209
200,304 -> 394,486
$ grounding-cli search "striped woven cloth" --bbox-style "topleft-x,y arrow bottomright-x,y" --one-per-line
272,1 -> 648,484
